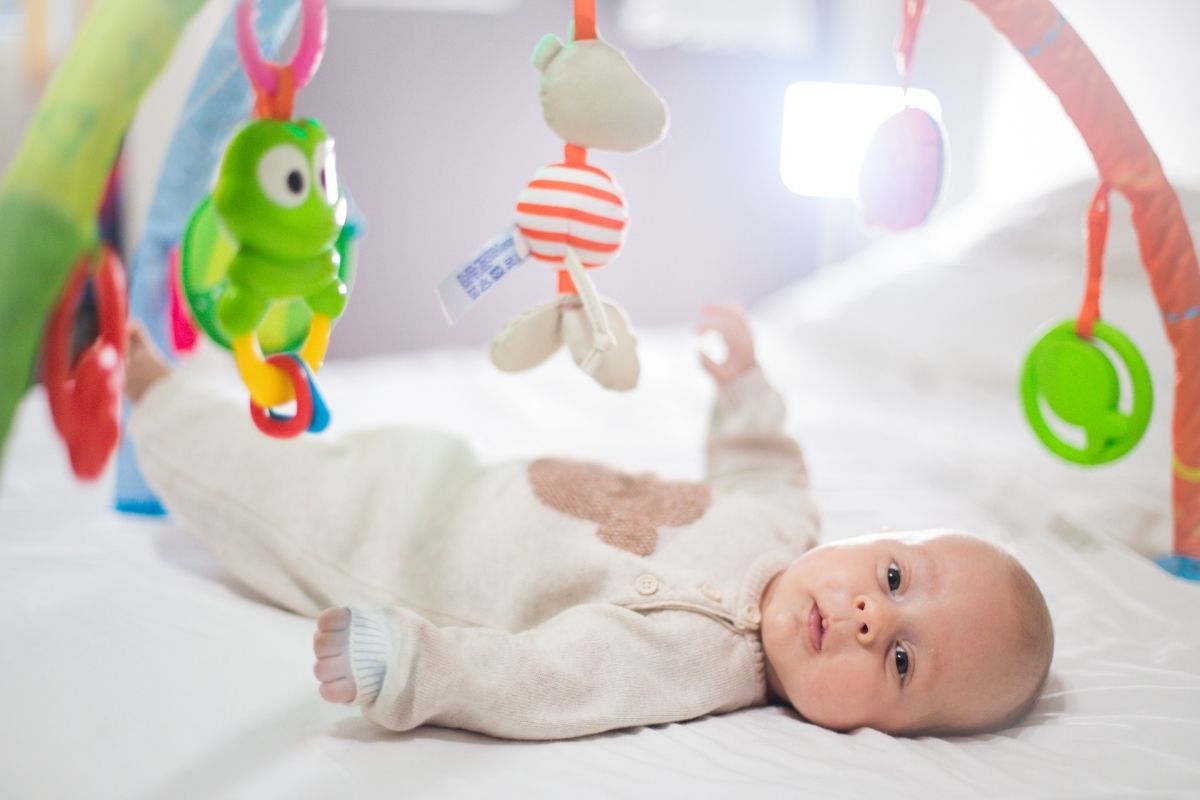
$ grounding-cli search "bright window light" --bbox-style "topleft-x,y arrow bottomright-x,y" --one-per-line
780,82 -> 942,198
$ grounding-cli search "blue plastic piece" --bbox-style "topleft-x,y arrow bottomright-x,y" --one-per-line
114,0 -> 300,516
264,354 -> 331,434
1154,554 -> 1200,582
114,496 -> 166,517
307,373 -> 331,433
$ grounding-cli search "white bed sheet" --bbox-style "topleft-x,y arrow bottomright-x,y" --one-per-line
3,184 -> 1200,799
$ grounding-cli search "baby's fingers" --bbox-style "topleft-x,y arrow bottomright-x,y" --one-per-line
698,302 -> 736,323
126,320 -> 148,351
701,299 -> 744,316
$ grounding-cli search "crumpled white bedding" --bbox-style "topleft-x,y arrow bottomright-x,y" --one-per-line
2,183 -> 1199,799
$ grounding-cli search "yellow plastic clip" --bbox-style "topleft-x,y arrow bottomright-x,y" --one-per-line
232,313 -> 331,408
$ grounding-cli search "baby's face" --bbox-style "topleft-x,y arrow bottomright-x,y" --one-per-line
760,531 -> 1031,734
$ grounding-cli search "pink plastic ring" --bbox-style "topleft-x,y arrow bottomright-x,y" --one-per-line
236,0 -> 327,95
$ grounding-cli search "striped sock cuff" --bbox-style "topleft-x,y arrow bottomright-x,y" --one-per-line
348,611 -> 389,707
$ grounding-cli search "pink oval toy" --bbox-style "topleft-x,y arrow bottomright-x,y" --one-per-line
857,106 -> 947,231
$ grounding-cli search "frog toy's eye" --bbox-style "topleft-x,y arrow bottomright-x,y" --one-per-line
256,143 -> 310,208
313,140 -> 339,206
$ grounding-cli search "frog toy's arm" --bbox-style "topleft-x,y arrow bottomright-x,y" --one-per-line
306,272 -> 349,319
218,245 -> 346,339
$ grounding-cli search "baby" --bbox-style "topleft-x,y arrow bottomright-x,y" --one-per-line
124,303 -> 1053,740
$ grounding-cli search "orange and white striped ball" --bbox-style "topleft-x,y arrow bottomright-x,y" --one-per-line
515,159 -> 628,268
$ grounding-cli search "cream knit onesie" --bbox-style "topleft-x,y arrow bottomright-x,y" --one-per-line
129,365 -> 819,740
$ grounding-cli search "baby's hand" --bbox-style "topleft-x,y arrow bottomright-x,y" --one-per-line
124,321 -> 172,404
697,301 -> 757,386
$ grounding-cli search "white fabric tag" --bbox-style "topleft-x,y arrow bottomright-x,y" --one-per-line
436,226 -> 530,324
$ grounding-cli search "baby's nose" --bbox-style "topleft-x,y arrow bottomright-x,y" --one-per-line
852,595 -> 887,647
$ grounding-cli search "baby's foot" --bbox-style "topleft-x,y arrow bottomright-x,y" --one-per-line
124,322 -> 172,403
313,607 -> 357,704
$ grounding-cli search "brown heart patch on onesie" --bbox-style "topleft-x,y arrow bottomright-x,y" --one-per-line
528,458 -> 711,556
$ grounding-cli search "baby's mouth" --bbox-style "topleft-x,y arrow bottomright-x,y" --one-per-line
807,602 -> 824,652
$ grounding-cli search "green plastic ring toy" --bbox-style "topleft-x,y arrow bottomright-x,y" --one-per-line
1020,319 -> 1153,466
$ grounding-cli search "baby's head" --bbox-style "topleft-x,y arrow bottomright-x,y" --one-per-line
760,530 -> 1053,736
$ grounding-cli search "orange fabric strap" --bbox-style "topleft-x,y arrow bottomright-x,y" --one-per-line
253,64 -> 295,120
564,143 -> 588,165
1075,182 -> 1110,338
574,0 -> 596,40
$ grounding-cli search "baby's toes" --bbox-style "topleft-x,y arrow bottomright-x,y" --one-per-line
316,607 -> 351,632
313,653 -> 350,683
313,630 -> 347,658
319,677 -> 357,704
312,610 -> 358,704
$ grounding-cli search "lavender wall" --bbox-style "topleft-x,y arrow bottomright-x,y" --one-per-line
298,4 -> 828,357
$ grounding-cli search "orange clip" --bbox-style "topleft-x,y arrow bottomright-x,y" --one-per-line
253,64 -> 296,120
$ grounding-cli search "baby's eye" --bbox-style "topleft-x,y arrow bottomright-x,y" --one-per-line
887,562 -> 902,594
895,644 -> 910,681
